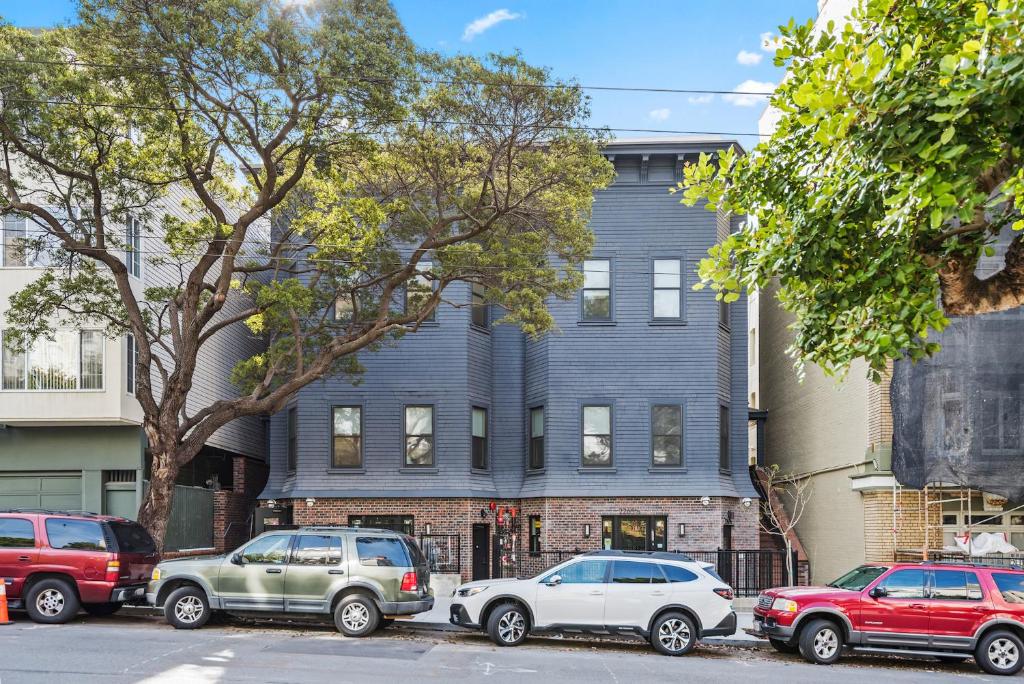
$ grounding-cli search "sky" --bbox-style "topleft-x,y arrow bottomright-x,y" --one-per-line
2,0 -> 819,146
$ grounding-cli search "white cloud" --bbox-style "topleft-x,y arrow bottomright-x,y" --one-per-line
722,80 -> 775,107
462,9 -> 522,41
760,31 -> 783,52
736,49 -> 763,66
687,94 -> 713,105
648,107 -> 671,121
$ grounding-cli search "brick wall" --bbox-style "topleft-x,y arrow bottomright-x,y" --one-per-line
862,487 -> 943,562
213,456 -> 268,553
867,361 -> 894,451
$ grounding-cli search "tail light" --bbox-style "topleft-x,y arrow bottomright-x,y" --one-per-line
713,587 -> 734,600
105,560 -> 121,583
400,571 -> 418,593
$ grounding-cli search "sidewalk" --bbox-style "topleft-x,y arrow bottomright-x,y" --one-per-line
404,596 -> 766,648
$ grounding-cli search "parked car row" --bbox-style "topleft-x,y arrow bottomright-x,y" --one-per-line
6,510 -> 1024,676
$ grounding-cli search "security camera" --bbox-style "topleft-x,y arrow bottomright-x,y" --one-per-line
742,497 -> 752,508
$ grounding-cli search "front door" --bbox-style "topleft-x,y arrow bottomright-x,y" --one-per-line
534,558 -> 609,627
602,516 -> 668,551
283,534 -> 346,613
859,568 -> 930,647
472,524 -> 490,581
603,560 -> 669,629
0,517 -> 39,599
217,533 -> 292,610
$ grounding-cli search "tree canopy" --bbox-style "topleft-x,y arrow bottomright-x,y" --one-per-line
0,0 -> 612,546
678,0 -> 1024,380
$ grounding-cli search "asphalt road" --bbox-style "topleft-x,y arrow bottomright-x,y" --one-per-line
0,613 -> 1009,684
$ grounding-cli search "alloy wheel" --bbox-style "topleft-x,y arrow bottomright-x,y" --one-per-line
658,618 -> 692,653
36,588 -> 65,617
342,602 -> 370,632
497,610 -> 525,643
988,638 -> 1020,670
174,596 -> 205,624
813,627 -> 839,659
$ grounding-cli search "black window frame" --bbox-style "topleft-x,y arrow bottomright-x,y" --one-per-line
581,404 -> 613,468
286,406 -> 298,473
356,535 -> 413,568
528,406 -> 545,470
877,568 -> 927,599
528,515 -> 541,556
290,534 -> 343,566
348,514 -> 415,536
610,560 -> 666,584
330,405 -> 363,469
929,569 -> 983,601
719,404 -> 731,472
471,406 -> 488,470
580,258 -> 612,322
0,517 -> 35,548
405,260 -> 436,323
471,281 -> 489,329
651,257 -> 683,321
719,297 -> 730,329
44,518 -> 107,551
404,404 -> 435,467
651,404 -> 684,467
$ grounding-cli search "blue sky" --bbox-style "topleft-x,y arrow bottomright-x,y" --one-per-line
4,0 -> 818,144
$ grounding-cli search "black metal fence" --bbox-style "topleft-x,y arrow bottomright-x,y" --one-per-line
418,534 -> 461,574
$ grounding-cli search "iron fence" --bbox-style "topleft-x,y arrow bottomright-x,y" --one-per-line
419,534 -> 461,574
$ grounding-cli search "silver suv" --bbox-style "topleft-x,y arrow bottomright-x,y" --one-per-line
146,526 -> 433,636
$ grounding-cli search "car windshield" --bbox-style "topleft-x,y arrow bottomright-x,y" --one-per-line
827,565 -> 889,590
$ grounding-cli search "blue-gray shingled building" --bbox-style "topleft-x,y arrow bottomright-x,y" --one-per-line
259,137 -> 759,581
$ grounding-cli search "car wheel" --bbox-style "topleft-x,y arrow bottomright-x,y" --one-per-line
650,611 -> 697,656
25,578 -> 80,624
769,638 -> 799,654
165,586 -> 211,630
798,618 -> 844,665
486,603 -> 529,647
976,630 -> 1024,676
83,602 -> 123,617
334,595 -> 380,637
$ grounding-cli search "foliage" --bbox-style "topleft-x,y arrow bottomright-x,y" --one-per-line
677,0 -> 1024,380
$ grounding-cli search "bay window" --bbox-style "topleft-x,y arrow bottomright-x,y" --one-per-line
1,330 -> 104,390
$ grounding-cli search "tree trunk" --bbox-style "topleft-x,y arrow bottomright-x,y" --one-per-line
784,539 -> 794,586
137,451 -> 180,552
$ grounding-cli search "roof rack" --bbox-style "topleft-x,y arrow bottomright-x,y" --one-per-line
582,550 -> 696,563
298,525 -> 401,534
913,560 -> 1024,571
0,508 -> 103,517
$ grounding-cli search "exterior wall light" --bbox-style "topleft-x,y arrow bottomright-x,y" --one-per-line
583,523 -> 592,538
741,497 -> 752,508
425,523 -> 432,535
305,497 -> 316,507
678,523 -> 686,538
700,496 -> 711,506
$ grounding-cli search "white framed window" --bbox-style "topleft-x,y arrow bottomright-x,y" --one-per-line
651,258 -> 682,319
1,329 -> 104,391
126,333 -> 138,395
125,216 -> 142,278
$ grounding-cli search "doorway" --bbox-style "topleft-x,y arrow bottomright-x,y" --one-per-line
472,523 -> 490,580
602,516 -> 668,551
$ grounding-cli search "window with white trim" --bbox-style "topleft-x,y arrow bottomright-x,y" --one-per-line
125,216 -> 142,278
1,330 -> 104,390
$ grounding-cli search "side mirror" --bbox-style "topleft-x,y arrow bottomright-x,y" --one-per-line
869,586 -> 887,599
545,575 -> 562,587
230,553 -> 244,566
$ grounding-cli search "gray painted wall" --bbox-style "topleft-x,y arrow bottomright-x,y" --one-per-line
263,139 -> 754,500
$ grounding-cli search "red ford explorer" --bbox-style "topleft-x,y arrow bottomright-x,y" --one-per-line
751,562 -> 1024,675
0,510 -> 159,623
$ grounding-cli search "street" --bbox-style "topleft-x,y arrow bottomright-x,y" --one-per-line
0,614 -> 1005,684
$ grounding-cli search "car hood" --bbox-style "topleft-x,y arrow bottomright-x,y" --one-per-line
157,554 -> 224,570
765,585 -> 859,601
457,578 -> 522,591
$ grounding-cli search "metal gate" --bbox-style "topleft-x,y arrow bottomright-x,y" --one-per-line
144,482 -> 214,552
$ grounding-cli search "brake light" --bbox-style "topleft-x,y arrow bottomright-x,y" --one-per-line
105,560 -> 121,583
400,572 -> 418,593
713,587 -> 734,600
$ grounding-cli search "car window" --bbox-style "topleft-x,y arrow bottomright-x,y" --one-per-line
240,535 -> 292,564
878,568 -> 926,598
291,535 -> 342,566
661,564 -> 698,583
931,570 -> 983,600
403,535 -> 427,566
0,518 -> 35,548
44,519 -> 106,551
992,573 -> 1024,604
108,521 -> 156,554
611,560 -> 665,584
356,536 -> 411,567
543,560 -> 609,584
828,565 -> 889,591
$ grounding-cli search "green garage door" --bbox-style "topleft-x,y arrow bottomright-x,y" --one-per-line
0,474 -> 82,511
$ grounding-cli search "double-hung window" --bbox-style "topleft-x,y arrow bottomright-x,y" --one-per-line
405,405 -> 434,467
472,407 -> 488,469
719,405 -> 731,471
1,329 -> 104,390
332,406 -> 362,468
125,216 -> 142,278
582,405 -> 612,467
406,260 -> 435,322
651,405 -> 683,467
126,333 -> 138,395
652,258 -> 682,319
286,407 -> 298,473
581,259 -> 611,321
529,407 -> 545,470
2,215 -> 26,267
471,282 -> 489,328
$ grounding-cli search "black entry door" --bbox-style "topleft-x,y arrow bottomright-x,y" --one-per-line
472,523 -> 490,581
602,516 -> 668,551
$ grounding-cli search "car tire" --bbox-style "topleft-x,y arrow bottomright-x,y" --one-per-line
83,602 -> 123,617
165,586 -> 211,630
769,637 -> 799,654
25,578 -> 80,624
650,611 -> 697,656
798,618 -> 844,665
334,595 -> 380,637
486,603 -> 529,647
975,630 -> 1024,676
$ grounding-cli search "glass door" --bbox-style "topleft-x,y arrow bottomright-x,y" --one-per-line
602,516 -> 668,551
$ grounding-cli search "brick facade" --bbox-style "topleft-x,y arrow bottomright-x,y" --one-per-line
213,456 -> 269,553
280,495 -> 759,582
862,487 -> 943,563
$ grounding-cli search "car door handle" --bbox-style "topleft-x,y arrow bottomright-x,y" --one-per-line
328,569 -> 344,575
909,603 -> 926,609
266,568 -> 283,574
651,591 -> 666,597
589,590 -> 603,596
18,555 -> 31,562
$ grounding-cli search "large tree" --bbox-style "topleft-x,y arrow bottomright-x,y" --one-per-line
678,0 -> 1024,380
0,0 -> 612,547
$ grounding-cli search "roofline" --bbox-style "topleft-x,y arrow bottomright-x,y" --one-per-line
605,136 -> 745,155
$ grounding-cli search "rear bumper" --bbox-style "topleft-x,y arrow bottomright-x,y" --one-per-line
379,597 -> 434,616
701,611 -> 738,638
449,603 -> 480,629
110,584 -> 148,604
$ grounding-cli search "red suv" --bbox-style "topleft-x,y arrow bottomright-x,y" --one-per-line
0,510 -> 159,623
752,562 -> 1024,676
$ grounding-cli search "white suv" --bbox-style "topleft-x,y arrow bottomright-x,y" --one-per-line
449,550 -> 736,655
